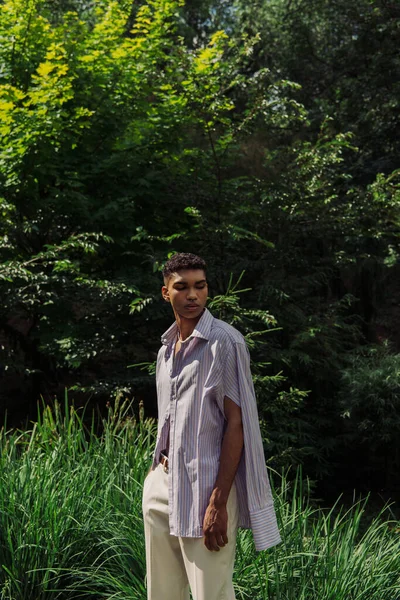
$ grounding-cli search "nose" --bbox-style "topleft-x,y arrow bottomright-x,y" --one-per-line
187,287 -> 198,300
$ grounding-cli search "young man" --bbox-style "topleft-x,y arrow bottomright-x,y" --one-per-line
142,253 -> 281,600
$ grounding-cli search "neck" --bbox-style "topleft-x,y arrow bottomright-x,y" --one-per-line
175,310 -> 204,341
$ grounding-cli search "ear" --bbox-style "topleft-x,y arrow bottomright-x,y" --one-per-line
161,285 -> 170,302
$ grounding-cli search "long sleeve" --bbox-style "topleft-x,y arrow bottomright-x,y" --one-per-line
224,340 -> 281,551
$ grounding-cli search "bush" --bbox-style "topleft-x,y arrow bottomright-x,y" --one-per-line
0,399 -> 399,599
339,342 -> 400,491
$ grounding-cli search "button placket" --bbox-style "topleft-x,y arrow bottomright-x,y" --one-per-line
167,337 -> 192,525
168,344 -> 180,520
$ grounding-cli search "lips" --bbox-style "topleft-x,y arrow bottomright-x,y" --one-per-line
185,304 -> 199,309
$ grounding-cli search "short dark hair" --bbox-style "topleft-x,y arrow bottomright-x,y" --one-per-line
162,253 -> 207,280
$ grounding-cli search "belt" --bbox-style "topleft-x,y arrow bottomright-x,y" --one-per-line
159,452 -> 169,474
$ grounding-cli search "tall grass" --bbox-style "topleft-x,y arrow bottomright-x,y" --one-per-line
0,397 -> 399,600
0,397 -> 152,600
236,476 -> 400,600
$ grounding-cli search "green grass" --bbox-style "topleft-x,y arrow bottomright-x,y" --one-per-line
0,397 -> 399,600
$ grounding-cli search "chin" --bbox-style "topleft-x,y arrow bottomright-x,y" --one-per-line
182,307 -> 204,318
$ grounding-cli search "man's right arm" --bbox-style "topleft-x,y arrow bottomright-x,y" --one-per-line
203,396 -> 243,551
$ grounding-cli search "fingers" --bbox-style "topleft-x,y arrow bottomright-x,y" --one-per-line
216,532 -> 228,547
203,531 -> 229,552
204,533 -> 220,552
202,504 -> 229,551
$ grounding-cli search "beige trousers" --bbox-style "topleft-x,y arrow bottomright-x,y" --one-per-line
142,463 -> 239,600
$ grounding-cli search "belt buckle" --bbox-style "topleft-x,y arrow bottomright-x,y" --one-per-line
160,452 -> 169,474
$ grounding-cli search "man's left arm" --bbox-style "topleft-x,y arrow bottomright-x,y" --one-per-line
203,396 -> 244,552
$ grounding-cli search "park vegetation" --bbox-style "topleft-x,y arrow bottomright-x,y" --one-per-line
0,399 -> 399,599
0,0 -> 400,511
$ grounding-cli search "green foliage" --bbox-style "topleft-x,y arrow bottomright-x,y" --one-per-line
0,402 -> 399,599
340,342 -> 400,487
1,0 -> 400,493
0,395 -> 154,600
0,0 -> 191,392
229,0 -> 400,181
341,342 -> 400,443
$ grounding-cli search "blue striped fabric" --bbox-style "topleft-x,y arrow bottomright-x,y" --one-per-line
152,308 -> 282,551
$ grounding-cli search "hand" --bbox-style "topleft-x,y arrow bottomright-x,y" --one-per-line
202,501 -> 228,552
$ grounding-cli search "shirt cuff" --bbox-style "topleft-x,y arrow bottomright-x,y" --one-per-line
250,505 -> 282,551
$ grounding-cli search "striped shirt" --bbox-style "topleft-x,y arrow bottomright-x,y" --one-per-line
152,308 -> 281,551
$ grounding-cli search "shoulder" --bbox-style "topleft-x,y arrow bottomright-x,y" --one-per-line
157,345 -> 167,361
209,315 -> 247,348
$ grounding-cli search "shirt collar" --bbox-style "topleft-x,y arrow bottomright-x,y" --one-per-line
161,308 -> 213,346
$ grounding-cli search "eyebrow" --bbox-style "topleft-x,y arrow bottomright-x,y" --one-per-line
173,279 -> 207,285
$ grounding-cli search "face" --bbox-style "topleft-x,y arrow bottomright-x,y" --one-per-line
162,269 -> 208,320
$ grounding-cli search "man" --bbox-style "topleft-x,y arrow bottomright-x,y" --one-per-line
142,253 -> 281,600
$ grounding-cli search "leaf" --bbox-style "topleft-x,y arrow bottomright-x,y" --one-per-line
36,62 -> 55,77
